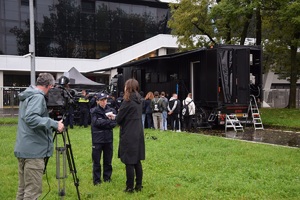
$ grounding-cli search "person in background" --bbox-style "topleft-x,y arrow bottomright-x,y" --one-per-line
116,91 -> 124,112
116,79 -> 145,193
78,89 -> 90,127
65,103 -> 75,129
160,91 -> 168,131
182,93 -> 196,132
89,93 -> 98,110
107,93 -> 117,110
90,92 -> 117,185
14,73 -> 64,200
168,93 -> 181,132
144,91 -> 154,129
151,91 -> 163,130
61,78 -> 74,129
140,91 -> 146,128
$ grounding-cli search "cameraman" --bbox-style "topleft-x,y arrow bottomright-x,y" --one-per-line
14,73 -> 64,200
78,89 -> 90,128
90,93 -> 117,185
62,80 -> 75,129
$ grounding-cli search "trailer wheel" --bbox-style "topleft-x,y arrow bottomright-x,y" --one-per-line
193,107 -> 207,128
250,83 -> 260,97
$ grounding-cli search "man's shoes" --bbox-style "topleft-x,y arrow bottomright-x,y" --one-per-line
124,187 -> 134,193
135,185 -> 143,192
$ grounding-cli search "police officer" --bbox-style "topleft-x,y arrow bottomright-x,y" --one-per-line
106,93 -> 117,110
90,92 -> 117,185
115,92 -> 124,112
78,89 -> 90,127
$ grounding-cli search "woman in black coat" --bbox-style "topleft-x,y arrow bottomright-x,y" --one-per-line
116,79 -> 146,193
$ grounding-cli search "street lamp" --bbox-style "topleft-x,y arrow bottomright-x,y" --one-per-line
29,0 -> 35,85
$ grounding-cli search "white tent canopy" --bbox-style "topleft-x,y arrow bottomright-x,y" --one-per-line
63,67 -> 105,89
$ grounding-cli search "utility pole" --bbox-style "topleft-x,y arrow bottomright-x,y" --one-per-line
29,0 -> 35,85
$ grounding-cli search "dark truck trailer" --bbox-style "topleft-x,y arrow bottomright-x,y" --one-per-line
110,45 -> 262,128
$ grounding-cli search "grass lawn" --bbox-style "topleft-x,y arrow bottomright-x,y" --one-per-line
1,122 -> 300,199
260,108 -> 300,130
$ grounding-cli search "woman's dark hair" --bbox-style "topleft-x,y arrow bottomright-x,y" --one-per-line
123,78 -> 139,101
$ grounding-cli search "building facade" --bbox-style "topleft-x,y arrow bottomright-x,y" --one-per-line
0,0 -> 172,108
1,0 -> 170,58
0,0 -> 170,80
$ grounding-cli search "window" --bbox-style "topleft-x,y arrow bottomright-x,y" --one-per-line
21,0 -> 29,6
21,0 -> 35,7
81,0 -> 95,13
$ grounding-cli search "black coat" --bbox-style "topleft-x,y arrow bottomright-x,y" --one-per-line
168,99 -> 181,114
116,92 -> 145,164
90,105 -> 117,143
144,99 -> 152,114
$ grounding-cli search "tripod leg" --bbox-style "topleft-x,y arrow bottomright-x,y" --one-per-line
65,129 -> 81,200
54,129 -> 80,200
56,131 -> 67,198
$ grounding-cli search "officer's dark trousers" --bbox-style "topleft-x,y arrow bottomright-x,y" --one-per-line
92,143 -> 113,184
80,109 -> 89,127
64,106 -> 74,128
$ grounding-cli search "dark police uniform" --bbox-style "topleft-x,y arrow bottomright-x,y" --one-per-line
78,93 -> 90,127
90,95 -> 117,185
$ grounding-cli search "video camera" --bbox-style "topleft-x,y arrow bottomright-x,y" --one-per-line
47,76 -> 77,120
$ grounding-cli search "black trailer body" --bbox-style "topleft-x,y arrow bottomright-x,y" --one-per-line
112,45 -> 262,127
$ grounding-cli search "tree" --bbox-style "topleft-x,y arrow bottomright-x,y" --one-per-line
263,0 -> 300,108
168,0 -> 217,50
10,20 -> 31,56
168,0 -> 260,50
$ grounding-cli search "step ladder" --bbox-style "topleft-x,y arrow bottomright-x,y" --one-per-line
249,95 -> 264,130
225,114 -> 244,132
208,110 -> 217,122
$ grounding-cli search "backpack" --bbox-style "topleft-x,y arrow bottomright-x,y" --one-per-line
153,98 -> 161,112
182,100 -> 193,117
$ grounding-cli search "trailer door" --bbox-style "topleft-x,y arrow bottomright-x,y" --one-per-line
218,49 -> 233,104
194,49 -> 218,104
234,48 -> 250,104
218,48 -> 250,104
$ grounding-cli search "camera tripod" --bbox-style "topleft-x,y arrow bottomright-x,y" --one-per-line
45,128 -> 81,199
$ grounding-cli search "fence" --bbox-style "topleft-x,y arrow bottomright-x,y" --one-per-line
0,87 -> 26,117
264,89 -> 300,108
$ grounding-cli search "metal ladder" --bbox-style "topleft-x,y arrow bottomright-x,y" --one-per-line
225,114 -> 244,132
249,95 -> 264,130
208,110 -> 217,122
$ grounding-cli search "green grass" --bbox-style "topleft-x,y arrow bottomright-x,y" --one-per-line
260,108 -> 300,130
0,117 -> 18,124
1,124 -> 300,199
